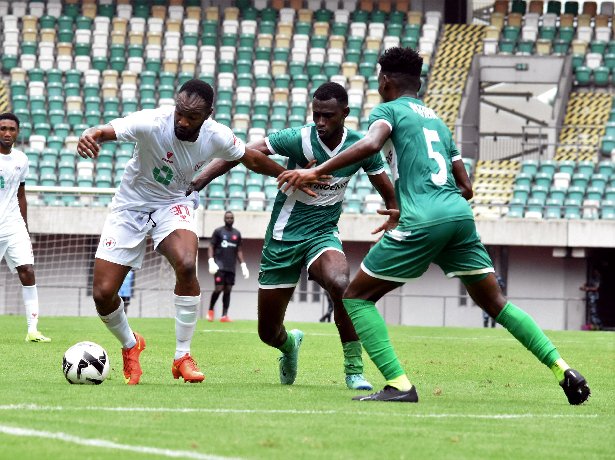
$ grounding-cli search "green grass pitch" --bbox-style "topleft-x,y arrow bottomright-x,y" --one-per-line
0,316 -> 612,460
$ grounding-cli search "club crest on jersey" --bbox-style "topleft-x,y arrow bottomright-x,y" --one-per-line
102,237 -> 116,249
194,160 -> 206,172
163,152 -> 174,164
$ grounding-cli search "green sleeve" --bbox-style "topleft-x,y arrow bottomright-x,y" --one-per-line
368,103 -> 395,131
361,152 -> 386,174
266,127 -> 303,159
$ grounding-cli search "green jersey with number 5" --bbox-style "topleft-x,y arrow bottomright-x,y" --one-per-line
369,96 -> 473,230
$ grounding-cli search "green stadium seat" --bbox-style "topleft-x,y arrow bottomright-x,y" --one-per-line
593,67 -> 610,86
597,160 -> 614,177
575,66 -> 592,85
515,172 -> 533,188
558,160 -> 576,175
577,160 -> 595,176
547,1 -> 562,14
507,198 -> 526,217
520,159 -> 539,175
544,199 -> 562,219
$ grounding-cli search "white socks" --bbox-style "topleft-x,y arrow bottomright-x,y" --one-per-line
22,285 -> 39,333
99,298 -> 137,349
175,294 -> 200,360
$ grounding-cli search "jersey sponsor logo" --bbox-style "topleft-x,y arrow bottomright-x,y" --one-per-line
231,235 -> 238,240
163,152 -> 174,164
153,165 -> 174,185
311,180 -> 349,191
220,240 -> 237,248
232,135 -> 240,146
102,237 -> 117,249
170,204 -> 191,221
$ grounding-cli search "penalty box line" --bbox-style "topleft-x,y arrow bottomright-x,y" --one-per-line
0,423 -> 242,460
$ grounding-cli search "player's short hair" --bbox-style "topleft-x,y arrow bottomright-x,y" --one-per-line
313,82 -> 348,107
378,47 -> 423,78
178,79 -> 214,107
0,112 -> 20,128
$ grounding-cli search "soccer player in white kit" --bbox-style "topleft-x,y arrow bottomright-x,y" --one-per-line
0,113 -> 51,343
77,80 -> 290,384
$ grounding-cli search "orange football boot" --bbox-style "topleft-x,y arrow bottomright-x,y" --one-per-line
206,310 -> 214,322
172,353 -> 205,383
122,332 -> 145,385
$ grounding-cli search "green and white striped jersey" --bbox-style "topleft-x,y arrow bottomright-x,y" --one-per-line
265,124 -> 385,241
369,97 -> 474,231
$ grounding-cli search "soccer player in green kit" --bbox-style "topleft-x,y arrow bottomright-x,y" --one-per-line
277,47 -> 590,405
188,82 -> 398,390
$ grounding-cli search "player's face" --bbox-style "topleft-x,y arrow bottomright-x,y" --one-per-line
312,98 -> 349,142
224,212 -> 234,226
0,119 -> 19,150
174,92 -> 213,142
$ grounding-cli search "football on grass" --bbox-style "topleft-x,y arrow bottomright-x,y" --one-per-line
62,341 -> 110,385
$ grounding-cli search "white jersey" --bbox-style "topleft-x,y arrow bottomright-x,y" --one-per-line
109,106 -> 245,212
0,148 -> 28,237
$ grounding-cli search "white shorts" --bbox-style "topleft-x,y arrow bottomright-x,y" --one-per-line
95,202 -> 197,269
0,226 -> 34,273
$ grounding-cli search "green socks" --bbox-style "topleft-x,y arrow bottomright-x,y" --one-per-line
278,331 -> 295,354
343,298 -> 406,382
342,340 -> 364,375
496,302 -> 561,368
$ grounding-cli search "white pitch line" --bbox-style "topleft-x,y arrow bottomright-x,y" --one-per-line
0,404 -> 599,420
0,424 -> 242,460
200,329 -> 600,344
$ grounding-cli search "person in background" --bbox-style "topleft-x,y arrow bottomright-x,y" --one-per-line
0,112 -> 51,343
580,268 -> 602,330
119,268 -> 135,314
207,211 -> 249,323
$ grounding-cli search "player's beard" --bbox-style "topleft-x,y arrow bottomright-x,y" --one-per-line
174,127 -> 196,141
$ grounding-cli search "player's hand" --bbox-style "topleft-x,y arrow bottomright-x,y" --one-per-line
371,209 -> 400,238
185,177 -> 207,196
208,258 -> 219,275
240,262 -> 249,279
77,129 -> 102,159
277,162 -> 331,194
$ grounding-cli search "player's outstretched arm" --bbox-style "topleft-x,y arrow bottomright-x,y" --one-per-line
241,147 -> 320,197
452,159 -> 473,200
77,124 -> 117,159
186,158 -> 239,196
187,138 -> 274,196
277,120 -> 391,191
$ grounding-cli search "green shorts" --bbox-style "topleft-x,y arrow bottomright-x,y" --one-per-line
362,219 -> 494,285
259,232 -> 344,288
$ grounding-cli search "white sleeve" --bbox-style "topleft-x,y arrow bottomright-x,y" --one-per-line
109,110 -> 155,143
211,126 -> 246,161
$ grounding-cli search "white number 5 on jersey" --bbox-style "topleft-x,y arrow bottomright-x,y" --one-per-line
423,128 -> 447,186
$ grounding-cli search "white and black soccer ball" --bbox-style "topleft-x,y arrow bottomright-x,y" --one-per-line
62,341 -> 110,385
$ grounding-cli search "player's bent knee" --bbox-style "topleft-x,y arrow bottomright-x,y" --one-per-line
92,283 -> 118,308
173,258 -> 197,280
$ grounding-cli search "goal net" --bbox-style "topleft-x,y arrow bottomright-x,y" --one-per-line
0,187 -> 175,317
